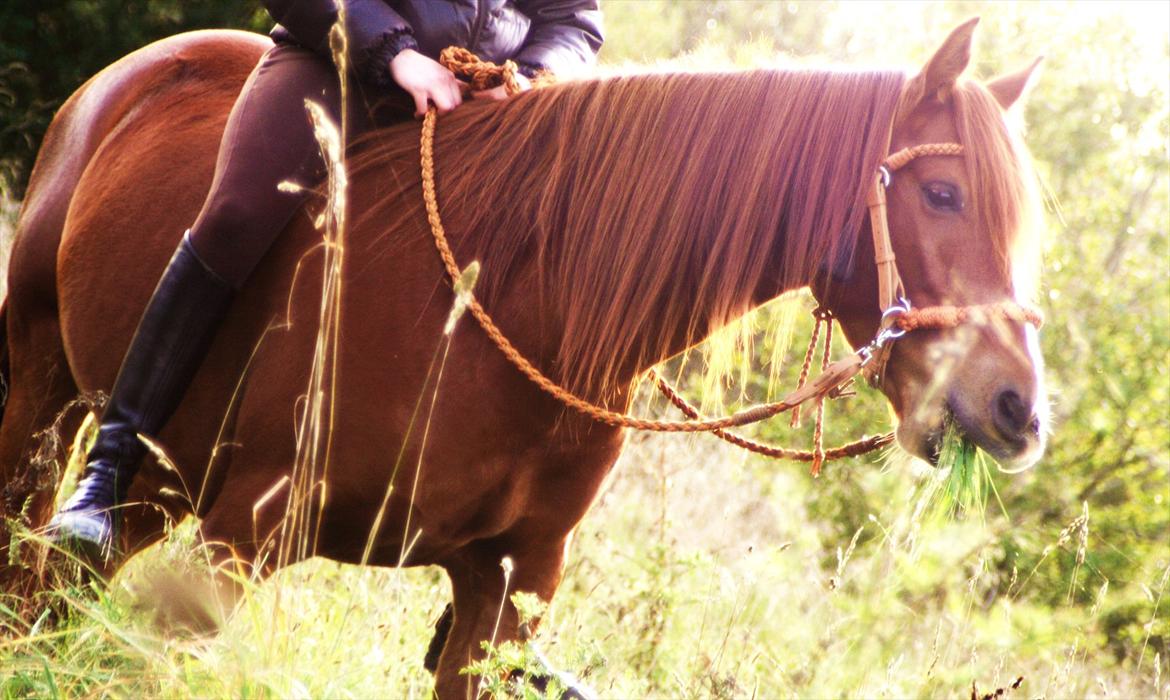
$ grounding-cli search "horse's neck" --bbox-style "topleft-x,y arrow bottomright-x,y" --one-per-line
620,228 -> 801,383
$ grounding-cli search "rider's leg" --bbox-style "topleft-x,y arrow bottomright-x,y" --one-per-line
48,43 -> 349,556
186,42 -> 356,287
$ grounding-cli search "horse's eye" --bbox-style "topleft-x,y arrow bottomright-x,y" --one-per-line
922,181 -> 963,212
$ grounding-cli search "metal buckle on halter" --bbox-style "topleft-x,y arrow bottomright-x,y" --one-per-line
878,165 -> 892,188
858,297 -> 911,367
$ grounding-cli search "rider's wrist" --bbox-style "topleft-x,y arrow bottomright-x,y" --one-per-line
386,31 -> 419,63
362,30 -> 419,89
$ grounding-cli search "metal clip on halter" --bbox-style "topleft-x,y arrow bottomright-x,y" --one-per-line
857,297 -> 911,367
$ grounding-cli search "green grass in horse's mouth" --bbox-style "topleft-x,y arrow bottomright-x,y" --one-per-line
930,415 -> 1006,520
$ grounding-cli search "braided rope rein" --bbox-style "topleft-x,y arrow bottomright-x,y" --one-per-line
651,371 -> 896,463
424,49 -> 1042,466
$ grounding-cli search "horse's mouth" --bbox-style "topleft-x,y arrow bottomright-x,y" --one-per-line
921,410 -> 953,468
924,428 -> 944,467
929,399 -> 1044,471
921,404 -> 966,468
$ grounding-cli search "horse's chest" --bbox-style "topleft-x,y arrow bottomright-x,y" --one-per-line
410,430 -> 626,553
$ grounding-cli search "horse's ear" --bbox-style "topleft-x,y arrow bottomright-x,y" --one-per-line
900,17 -> 980,113
987,56 -> 1043,110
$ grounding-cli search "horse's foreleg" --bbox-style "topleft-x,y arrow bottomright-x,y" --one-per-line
434,540 -> 568,699
146,472 -> 285,636
196,465 -> 295,577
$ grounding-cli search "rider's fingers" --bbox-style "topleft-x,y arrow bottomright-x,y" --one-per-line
410,90 -> 429,119
431,89 -> 457,115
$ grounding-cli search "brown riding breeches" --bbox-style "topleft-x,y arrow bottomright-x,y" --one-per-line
189,41 -> 409,288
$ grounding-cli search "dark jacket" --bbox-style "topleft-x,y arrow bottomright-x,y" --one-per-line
264,0 -> 602,89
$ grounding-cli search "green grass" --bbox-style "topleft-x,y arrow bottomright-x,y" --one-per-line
2,430 -> 1166,698
928,417 -> 1004,522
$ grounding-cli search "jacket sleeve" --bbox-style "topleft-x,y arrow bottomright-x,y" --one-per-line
512,0 -> 603,78
263,0 -> 419,88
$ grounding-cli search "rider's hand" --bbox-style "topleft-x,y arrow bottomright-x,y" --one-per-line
471,73 -> 532,102
390,49 -> 464,118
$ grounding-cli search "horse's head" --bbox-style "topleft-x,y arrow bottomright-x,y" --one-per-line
824,19 -> 1047,469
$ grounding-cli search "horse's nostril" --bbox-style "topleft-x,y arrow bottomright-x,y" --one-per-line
994,389 -> 1032,436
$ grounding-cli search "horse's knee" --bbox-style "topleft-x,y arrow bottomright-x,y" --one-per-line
431,546 -> 568,695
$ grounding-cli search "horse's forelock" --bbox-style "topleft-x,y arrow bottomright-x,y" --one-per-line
952,81 -> 1044,302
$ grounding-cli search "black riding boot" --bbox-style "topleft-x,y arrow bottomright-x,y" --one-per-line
49,232 -> 234,558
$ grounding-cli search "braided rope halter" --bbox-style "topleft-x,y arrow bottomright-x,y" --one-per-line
420,49 -> 1043,474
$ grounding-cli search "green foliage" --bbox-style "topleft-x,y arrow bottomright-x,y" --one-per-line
598,1 -> 831,65
0,1 -> 268,197
461,593 -> 583,700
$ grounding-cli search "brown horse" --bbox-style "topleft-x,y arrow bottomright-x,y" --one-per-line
1,19 -> 1046,696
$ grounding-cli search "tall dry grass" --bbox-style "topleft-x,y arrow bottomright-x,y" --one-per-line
4,416 -> 1166,697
